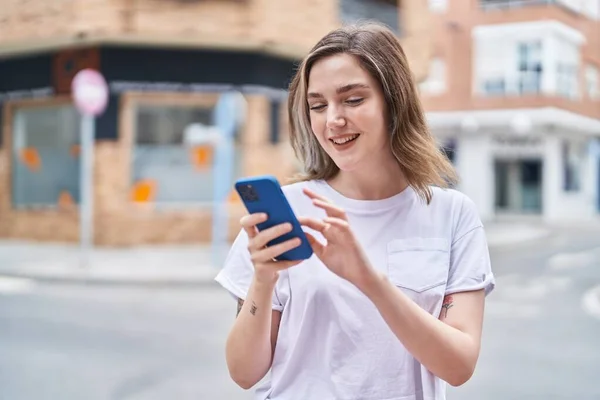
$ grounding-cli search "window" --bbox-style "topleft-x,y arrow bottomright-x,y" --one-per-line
131,100 -> 244,206
419,57 -> 446,95
585,64 -> 599,100
562,140 -> 583,192
557,63 -> 579,99
476,38 -> 509,96
11,105 -> 81,208
555,36 -> 580,99
477,40 -> 543,97
517,41 -> 542,94
482,78 -> 506,96
136,106 -> 213,145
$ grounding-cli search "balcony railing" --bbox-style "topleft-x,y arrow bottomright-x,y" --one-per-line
481,0 -> 554,8
479,68 -> 580,100
480,0 -> 587,16
480,71 -> 543,96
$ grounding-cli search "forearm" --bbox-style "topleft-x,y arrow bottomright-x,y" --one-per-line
225,277 -> 276,389
358,271 -> 478,386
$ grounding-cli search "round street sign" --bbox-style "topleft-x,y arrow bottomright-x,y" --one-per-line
71,69 -> 109,116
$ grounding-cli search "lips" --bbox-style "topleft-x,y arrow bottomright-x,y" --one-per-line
330,134 -> 359,145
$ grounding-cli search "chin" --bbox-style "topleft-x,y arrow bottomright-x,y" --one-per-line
331,159 -> 361,172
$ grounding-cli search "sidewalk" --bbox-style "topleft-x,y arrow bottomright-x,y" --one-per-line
483,221 -> 551,248
0,242 -> 220,287
0,223 -> 551,287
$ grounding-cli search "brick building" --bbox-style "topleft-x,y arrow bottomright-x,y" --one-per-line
0,0 -> 434,246
419,0 -> 600,222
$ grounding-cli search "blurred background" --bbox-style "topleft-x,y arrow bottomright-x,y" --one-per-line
0,0 -> 599,399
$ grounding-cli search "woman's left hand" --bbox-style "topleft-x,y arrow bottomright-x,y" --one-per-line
298,188 -> 373,286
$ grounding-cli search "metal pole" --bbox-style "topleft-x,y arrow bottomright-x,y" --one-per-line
211,92 -> 241,268
211,135 -> 233,267
80,115 -> 95,268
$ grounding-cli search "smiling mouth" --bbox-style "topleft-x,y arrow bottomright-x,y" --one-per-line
330,134 -> 359,145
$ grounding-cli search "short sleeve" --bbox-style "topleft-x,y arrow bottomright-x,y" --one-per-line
446,196 -> 496,297
214,229 -> 284,311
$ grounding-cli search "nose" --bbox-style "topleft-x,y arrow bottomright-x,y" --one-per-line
326,107 -> 346,130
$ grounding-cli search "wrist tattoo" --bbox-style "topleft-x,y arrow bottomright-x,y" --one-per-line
236,298 -> 259,317
441,295 -> 454,318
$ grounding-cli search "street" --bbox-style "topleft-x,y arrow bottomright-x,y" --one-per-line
1,230 -> 599,400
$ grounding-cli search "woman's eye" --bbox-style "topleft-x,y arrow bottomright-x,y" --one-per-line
309,104 -> 326,111
346,98 -> 364,105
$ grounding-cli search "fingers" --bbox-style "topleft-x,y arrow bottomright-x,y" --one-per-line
324,217 -> 350,230
302,188 -> 348,220
240,213 -> 267,239
304,231 -> 325,256
270,259 -> 303,270
250,222 -> 294,251
312,199 -> 347,220
250,237 -> 302,264
299,216 -> 349,234
302,188 -> 331,203
240,213 -> 294,251
297,216 -> 328,233
240,213 -> 305,272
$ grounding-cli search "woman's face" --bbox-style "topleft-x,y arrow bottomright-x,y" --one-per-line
307,53 -> 390,173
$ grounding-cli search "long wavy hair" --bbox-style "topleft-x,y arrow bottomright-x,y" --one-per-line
287,21 -> 458,204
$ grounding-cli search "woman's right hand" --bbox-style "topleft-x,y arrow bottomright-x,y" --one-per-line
240,213 -> 304,285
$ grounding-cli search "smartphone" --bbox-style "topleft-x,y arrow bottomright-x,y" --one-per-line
235,175 -> 313,261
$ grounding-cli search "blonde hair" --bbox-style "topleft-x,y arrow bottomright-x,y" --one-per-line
287,21 -> 458,204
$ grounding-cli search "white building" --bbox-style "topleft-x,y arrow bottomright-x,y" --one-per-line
421,0 -> 600,224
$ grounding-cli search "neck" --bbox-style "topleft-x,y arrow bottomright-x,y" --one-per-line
327,160 -> 408,201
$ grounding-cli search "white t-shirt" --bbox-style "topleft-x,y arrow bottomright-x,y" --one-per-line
215,179 -> 495,400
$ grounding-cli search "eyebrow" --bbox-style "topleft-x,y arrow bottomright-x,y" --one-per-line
307,83 -> 370,99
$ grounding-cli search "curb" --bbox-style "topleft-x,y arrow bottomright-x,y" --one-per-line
0,229 -> 556,287
0,271 -> 220,289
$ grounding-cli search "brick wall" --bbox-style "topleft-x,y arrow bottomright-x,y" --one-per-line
420,0 -> 600,119
0,0 -> 81,43
0,97 -> 80,243
0,0 -> 432,81
0,91 -> 295,245
0,0 -> 435,246
0,0 -> 339,59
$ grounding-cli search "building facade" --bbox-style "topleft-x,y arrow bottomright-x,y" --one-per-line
0,0 -> 433,245
420,0 -> 600,223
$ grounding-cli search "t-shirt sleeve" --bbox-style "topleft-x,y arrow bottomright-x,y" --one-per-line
446,195 -> 496,297
214,229 -> 284,311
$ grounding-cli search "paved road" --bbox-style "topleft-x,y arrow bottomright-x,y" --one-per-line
447,229 -> 600,400
0,230 -> 599,400
0,283 -> 248,400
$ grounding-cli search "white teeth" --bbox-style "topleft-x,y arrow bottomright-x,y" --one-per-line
331,134 -> 359,145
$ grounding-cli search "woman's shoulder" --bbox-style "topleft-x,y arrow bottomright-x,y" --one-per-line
429,186 -> 483,229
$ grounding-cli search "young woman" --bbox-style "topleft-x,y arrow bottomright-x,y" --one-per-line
215,21 -> 495,400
